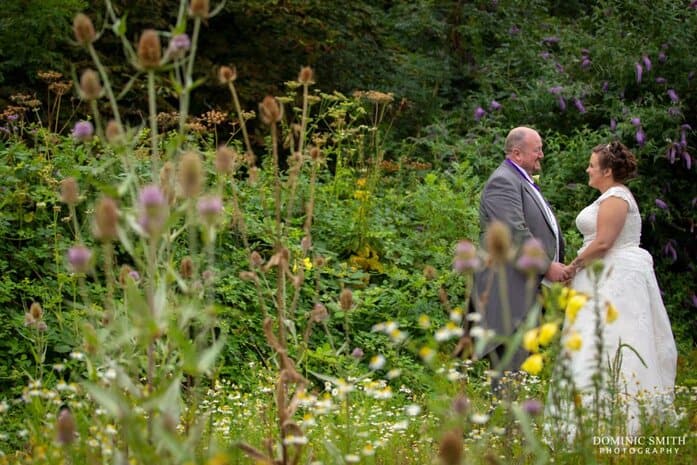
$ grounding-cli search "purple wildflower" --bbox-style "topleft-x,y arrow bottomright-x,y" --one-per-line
515,238 -> 548,275
128,270 -> 141,282
668,107 -> 681,117
581,57 -> 591,70
139,185 -> 166,211
558,96 -> 567,111
539,51 -> 551,60
635,128 -> 646,146
658,51 -> 667,63
167,33 -> 191,58
67,245 -> 92,273
574,98 -> 586,114
655,77 -> 667,84
522,399 -> 543,416
642,55 -> 652,72
474,106 -> 486,122
542,36 -> 560,45
683,152 -> 692,170
138,185 -> 168,235
509,25 -> 520,35
663,241 -> 677,261
197,195 -> 223,225
655,198 -> 668,210
610,118 -> 617,131
72,121 -> 94,142
601,81 -> 609,92
667,89 -> 679,103
555,62 -> 564,73
351,347 -> 364,359
453,240 -> 480,273
667,145 -> 677,164
691,294 -> 697,308
630,117 -> 641,127
489,100 -> 502,111
7,114 -> 18,121
635,62 -> 643,83
549,86 -> 563,95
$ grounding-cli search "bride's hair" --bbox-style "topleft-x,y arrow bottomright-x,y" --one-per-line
592,140 -> 638,181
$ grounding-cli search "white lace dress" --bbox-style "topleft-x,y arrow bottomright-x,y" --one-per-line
549,186 -> 677,435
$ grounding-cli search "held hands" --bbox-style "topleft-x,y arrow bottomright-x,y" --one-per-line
545,261 -> 572,282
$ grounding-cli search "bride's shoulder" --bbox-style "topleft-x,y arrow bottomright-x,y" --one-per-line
600,185 -> 636,205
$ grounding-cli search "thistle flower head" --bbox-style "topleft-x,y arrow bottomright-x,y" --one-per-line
311,302 -> 329,322
105,120 -> 124,144
339,288 -> 353,311
167,33 -> 190,58
72,121 -> 94,142
218,65 -> 237,84
29,302 -> 44,321
178,151 -> 203,198
93,196 -> 119,242
473,106 -> 486,121
438,429 -> 464,465
189,0 -> 210,18
79,69 -> 101,100
522,399 -> 543,416
197,195 -> 223,225
453,239 -> 480,273
56,406 -> 76,445
60,177 -> 79,205
259,96 -> 282,125
489,100 -> 501,111
138,184 -> 168,235
515,238 -> 548,275
73,13 -> 96,46
298,66 -> 315,85
485,221 -> 511,265
137,29 -> 161,69
68,245 -> 92,273
667,89 -> 679,103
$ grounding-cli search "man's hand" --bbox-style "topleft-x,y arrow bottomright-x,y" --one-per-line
545,261 -> 569,282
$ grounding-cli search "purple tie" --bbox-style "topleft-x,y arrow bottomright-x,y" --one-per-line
505,159 -> 540,191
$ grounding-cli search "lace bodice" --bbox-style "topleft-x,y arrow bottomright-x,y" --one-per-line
576,185 -> 641,252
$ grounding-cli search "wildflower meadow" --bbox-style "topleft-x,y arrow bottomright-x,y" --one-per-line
0,1 -> 696,464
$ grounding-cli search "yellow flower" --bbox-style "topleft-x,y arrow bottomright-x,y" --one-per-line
565,294 -> 588,323
606,302 -> 619,323
564,331 -> 583,351
303,257 -> 313,271
418,314 -> 431,328
523,328 -> 540,353
206,453 -> 230,465
419,346 -> 436,363
356,177 -> 367,188
521,354 -> 544,376
538,322 -> 558,346
558,287 -> 577,309
353,189 -> 369,201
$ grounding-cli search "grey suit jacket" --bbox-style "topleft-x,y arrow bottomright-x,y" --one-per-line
473,160 -> 565,345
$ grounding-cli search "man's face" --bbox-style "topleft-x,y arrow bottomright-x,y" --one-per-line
514,132 -> 544,175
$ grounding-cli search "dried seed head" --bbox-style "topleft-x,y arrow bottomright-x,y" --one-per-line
310,302 -> 329,322
30,302 -> 43,321
218,65 -> 237,84
178,151 -> 203,198
189,0 -> 210,18
485,220 -> 511,265
56,406 -> 76,445
339,288 -> 353,311
298,66 -> 315,85
79,69 -> 101,100
250,251 -> 263,268
137,29 -> 161,70
60,177 -> 79,205
73,13 -> 96,46
119,265 -> 133,286
313,255 -> 326,268
215,145 -> 236,175
239,271 -> 258,283
309,146 -> 321,161
438,429 -> 463,465
259,96 -> 282,125
105,120 -> 124,144
159,161 -> 176,205
93,196 -> 119,242
180,256 -> 194,279
423,265 -> 437,281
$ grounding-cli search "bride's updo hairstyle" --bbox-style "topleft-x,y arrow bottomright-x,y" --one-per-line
592,140 -> 638,182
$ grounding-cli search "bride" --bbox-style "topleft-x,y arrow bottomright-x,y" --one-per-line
547,141 -> 677,438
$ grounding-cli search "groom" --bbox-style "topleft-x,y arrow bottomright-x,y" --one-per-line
472,126 -> 567,375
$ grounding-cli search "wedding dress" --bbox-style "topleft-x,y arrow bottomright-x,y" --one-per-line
547,186 -> 677,437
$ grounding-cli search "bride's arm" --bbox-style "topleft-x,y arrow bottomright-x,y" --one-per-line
570,196 -> 628,271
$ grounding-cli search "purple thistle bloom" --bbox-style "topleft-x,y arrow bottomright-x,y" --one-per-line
167,33 -> 191,57
197,195 -> 223,224
642,55 -> 652,71
635,128 -> 646,146
655,198 -> 668,210
128,270 -> 141,282
539,51 -> 551,60
522,399 -> 543,416
489,100 -> 502,111
557,96 -> 567,111
601,81 -> 609,92
549,86 -> 563,95
456,240 -> 475,256
138,185 -> 166,210
574,98 -> 586,114
516,238 -> 548,275
581,57 -> 591,70
509,25 -> 520,35
474,106 -> 486,122
635,62 -> 643,83
655,77 -> 667,84
351,347 -> 364,359
542,36 -> 560,45
667,89 -> 679,102
68,245 -> 92,273
658,51 -> 667,63
453,240 -> 480,273
610,118 -> 617,131
72,121 -> 94,142
630,117 -> 641,127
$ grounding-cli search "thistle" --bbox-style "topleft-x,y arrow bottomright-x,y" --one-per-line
93,197 -> 119,242
60,177 -> 79,205
73,13 -> 96,46
79,69 -> 102,100
189,0 -> 210,18
218,65 -> 237,84
178,151 -> 203,198
259,95 -> 282,125
485,220 -> 511,265
138,29 -> 161,69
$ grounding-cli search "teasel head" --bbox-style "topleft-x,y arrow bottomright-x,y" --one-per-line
189,0 -> 210,18
60,177 -> 79,205
29,302 -> 44,322
438,428 -> 463,465
159,161 -> 176,205
180,256 -> 194,279
105,120 -> 124,144
218,65 -> 237,84
73,13 -> 96,46
485,220 -> 511,265
79,69 -> 102,100
339,288 -> 353,311
137,29 -> 161,70
178,151 -> 203,198
93,196 -> 119,242
309,146 -> 321,162
310,302 -> 329,322
56,405 -> 76,445
298,66 -> 315,85
423,265 -> 437,281
215,145 -> 236,175
249,251 -> 264,268
197,195 -> 223,226
259,96 -> 283,125
118,264 -> 134,286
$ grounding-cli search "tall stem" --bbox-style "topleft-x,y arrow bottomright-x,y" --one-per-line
88,44 -> 122,126
178,17 -> 201,136
147,70 -> 159,180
